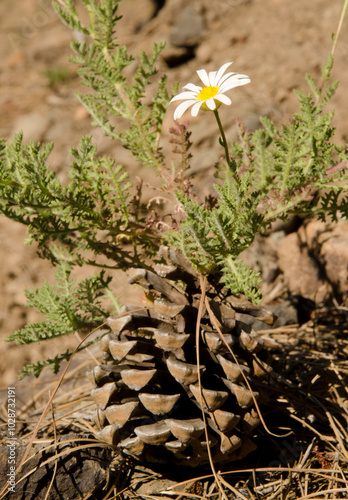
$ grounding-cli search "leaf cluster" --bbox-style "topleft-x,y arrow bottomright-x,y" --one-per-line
0,133 -> 160,269
244,79 -> 347,222
167,172 -> 263,302
6,261 -> 113,378
0,0 -> 173,376
53,0 -> 169,170
166,79 -> 348,301
0,0 -> 347,377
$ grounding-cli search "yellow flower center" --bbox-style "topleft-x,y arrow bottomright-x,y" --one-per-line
197,86 -> 221,112
197,85 -> 219,101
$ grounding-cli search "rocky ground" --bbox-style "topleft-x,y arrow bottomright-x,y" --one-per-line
0,0 -> 348,386
0,2 -> 348,499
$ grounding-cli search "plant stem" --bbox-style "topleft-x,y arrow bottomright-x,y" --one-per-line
318,0 -> 348,99
214,109 -> 240,185
214,109 -> 231,168
332,0 -> 348,57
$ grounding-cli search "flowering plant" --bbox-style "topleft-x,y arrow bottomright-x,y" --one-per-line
0,0 -> 347,378
166,56 -> 348,302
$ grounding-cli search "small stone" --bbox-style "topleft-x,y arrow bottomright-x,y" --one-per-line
135,479 -> 178,496
301,219 -> 329,248
74,105 -> 90,121
320,227 -> 348,298
169,4 -> 205,48
277,232 -> 323,298
11,111 -> 52,142
195,44 -> 211,63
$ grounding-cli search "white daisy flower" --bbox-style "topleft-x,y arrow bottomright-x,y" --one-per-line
170,62 -> 250,120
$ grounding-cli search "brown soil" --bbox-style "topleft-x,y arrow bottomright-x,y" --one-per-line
0,0 -> 347,386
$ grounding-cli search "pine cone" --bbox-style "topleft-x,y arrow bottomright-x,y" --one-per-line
89,247 -> 276,467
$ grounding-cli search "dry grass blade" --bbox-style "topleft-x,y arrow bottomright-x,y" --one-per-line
40,399 -> 59,500
0,320 -> 108,499
2,268 -> 348,500
196,275 -> 228,500
0,306 -> 156,499
216,473 -> 251,500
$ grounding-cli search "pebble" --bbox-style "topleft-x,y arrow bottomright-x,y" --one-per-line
74,105 -> 90,122
10,110 -> 52,142
169,3 -> 205,47
277,232 -> 323,299
319,225 -> 348,298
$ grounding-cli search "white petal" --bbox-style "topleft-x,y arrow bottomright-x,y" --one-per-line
173,100 -> 196,120
183,83 -> 202,92
215,62 -> 233,85
206,97 -> 217,110
220,75 -> 251,92
171,91 -> 199,102
208,71 -> 217,86
220,82 -> 248,93
220,74 -> 250,86
214,93 -> 232,105
217,71 -> 235,86
197,69 -> 210,86
191,101 -> 203,117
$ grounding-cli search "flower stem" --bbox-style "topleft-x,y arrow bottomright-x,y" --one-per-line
214,109 -> 239,185
317,0 -> 348,100
213,109 -> 231,166
331,0 -> 348,58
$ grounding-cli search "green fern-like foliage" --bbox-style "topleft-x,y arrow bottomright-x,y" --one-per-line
0,134 -> 160,269
6,261 -> 113,378
7,261 -> 111,339
53,0 -> 169,170
1,0 -> 348,377
167,172 -> 263,302
167,79 -> 348,301
0,0 -> 172,376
